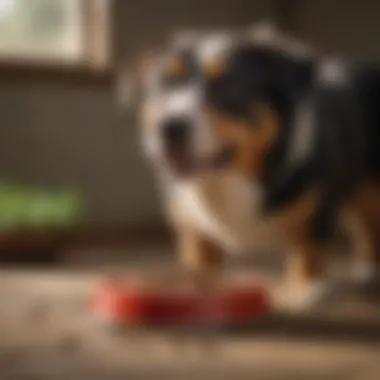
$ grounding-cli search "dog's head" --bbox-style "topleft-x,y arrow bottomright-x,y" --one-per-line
120,24 -> 316,181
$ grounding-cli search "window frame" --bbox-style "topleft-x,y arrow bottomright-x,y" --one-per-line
0,0 -> 114,85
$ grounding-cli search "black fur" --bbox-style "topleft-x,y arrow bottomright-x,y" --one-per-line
204,45 -> 380,243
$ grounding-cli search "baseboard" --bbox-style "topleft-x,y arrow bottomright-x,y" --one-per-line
66,223 -> 172,249
0,224 -> 171,264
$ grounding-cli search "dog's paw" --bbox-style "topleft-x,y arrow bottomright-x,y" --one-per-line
273,280 -> 332,313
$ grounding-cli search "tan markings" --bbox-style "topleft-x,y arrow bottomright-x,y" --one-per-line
275,188 -> 324,285
343,209 -> 375,266
285,235 -> 325,286
344,182 -> 380,265
168,58 -> 188,78
206,103 -> 279,177
352,182 -> 380,226
275,188 -> 319,238
177,227 -> 223,275
204,58 -> 226,79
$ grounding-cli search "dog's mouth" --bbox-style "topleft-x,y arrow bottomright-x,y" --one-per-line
166,145 -> 236,176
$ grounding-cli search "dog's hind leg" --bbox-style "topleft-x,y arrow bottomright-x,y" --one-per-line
345,183 -> 380,284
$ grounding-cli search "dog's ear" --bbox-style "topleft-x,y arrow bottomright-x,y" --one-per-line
116,50 -> 158,109
246,21 -> 315,59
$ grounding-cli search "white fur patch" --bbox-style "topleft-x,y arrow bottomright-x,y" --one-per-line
286,100 -> 315,167
318,58 -> 348,86
197,33 -> 233,66
142,131 -> 162,159
247,22 -> 315,59
162,86 -> 199,117
171,174 -> 266,253
173,180 -> 238,249
274,280 -> 331,311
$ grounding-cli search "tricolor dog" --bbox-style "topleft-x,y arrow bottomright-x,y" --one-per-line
120,25 -> 380,310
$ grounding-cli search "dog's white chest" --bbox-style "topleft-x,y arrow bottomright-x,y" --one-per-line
172,174 -> 264,252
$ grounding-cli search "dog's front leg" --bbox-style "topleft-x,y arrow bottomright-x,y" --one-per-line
177,227 -> 223,289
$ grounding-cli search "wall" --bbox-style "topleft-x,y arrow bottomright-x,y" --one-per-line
0,0 -> 275,225
289,0 -> 380,60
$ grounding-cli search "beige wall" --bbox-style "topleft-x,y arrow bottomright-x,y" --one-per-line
290,0 -> 380,60
0,1 -> 275,225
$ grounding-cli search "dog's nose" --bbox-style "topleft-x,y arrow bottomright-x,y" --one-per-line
161,118 -> 190,147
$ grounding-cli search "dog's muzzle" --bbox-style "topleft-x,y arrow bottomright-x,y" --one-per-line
160,117 -> 236,177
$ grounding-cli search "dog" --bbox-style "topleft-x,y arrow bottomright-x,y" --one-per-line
119,24 -> 380,310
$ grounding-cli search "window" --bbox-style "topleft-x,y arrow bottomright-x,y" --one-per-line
0,0 -> 111,70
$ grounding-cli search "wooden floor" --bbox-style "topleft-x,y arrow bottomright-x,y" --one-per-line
0,246 -> 380,380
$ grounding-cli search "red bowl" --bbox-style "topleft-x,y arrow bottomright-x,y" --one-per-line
91,272 -> 270,326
